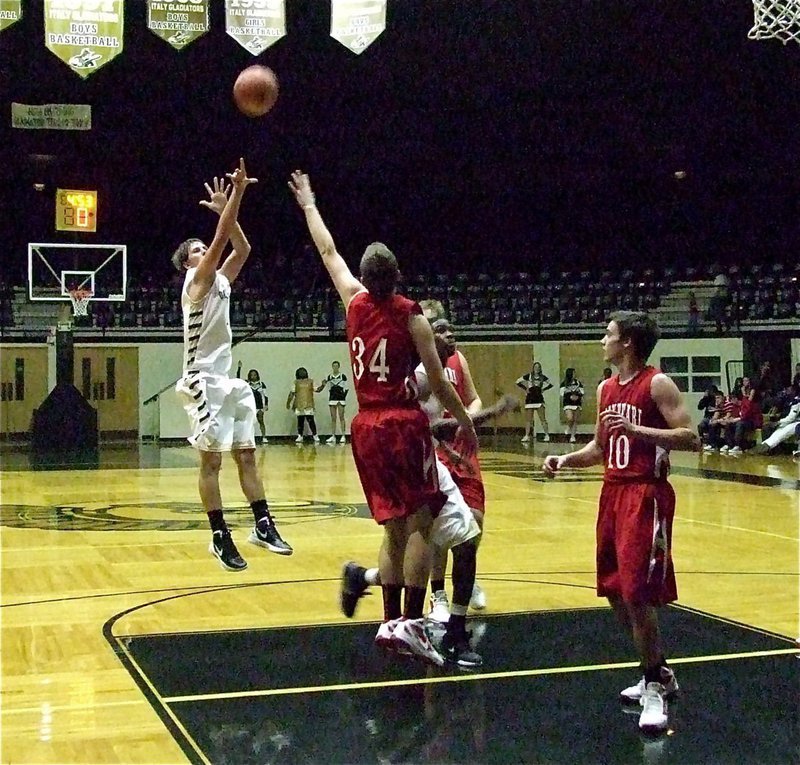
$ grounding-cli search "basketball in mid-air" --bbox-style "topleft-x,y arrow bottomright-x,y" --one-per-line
233,65 -> 279,118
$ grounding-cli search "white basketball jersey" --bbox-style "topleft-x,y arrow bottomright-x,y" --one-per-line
414,363 -> 445,423
181,268 -> 232,376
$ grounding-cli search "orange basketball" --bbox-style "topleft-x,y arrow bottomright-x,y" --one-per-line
233,65 -> 279,118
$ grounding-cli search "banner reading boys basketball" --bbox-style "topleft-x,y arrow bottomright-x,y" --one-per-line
225,0 -> 285,55
147,0 -> 208,51
0,1 -> 23,33
330,0 -> 386,55
44,0 -> 124,79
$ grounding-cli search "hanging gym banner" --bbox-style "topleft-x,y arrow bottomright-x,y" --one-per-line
44,1 -> 124,79
0,1 -> 22,32
225,0 -> 285,55
146,0 -> 209,50
330,0 -> 386,54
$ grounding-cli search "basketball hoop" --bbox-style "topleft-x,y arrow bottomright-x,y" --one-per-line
749,0 -> 800,44
68,289 -> 93,317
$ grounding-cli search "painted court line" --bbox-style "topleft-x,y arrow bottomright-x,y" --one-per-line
162,647 -> 796,704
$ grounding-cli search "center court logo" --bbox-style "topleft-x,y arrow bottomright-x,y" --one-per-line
0,499 -> 371,531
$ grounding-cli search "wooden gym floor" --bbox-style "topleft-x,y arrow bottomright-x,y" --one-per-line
1,437 -> 797,764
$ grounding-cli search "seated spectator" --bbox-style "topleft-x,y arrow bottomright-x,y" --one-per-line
697,386 -> 721,444
753,394 -> 800,455
762,385 -> 797,439
705,390 -> 741,453
723,378 -> 762,454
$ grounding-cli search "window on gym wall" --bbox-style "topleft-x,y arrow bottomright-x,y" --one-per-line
660,356 -> 721,393
661,356 -> 689,392
690,356 -> 722,393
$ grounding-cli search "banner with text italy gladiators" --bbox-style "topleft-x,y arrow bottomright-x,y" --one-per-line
44,0 -> 124,78
0,1 -> 23,33
330,0 -> 386,55
225,0 -> 285,56
147,0 -> 209,50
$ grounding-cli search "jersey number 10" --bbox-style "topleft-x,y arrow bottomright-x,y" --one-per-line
608,433 -> 631,469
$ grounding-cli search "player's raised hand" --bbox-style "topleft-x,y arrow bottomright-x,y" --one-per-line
199,176 -> 231,215
289,170 -> 316,209
226,157 -> 258,191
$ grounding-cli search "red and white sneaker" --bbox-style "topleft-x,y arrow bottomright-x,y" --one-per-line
375,619 -> 402,652
390,618 -> 445,666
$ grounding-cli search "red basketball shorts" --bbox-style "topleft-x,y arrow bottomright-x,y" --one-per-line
596,480 -> 677,606
436,446 -> 485,513
351,408 -> 446,525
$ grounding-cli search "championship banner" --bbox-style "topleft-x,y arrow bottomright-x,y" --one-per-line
0,0 -> 22,32
44,0 -> 124,79
225,0 -> 285,55
147,0 -> 209,50
330,0 -> 386,55
12,103 -> 92,130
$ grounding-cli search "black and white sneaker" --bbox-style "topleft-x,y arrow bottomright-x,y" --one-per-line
441,629 -> 483,669
340,561 -> 370,618
209,530 -> 247,571
248,518 -> 293,555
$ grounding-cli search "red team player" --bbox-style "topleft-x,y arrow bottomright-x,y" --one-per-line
543,311 -> 698,734
289,170 -> 478,665
427,316 -> 489,620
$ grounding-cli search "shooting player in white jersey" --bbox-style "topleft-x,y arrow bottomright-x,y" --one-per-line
171,161 -> 292,570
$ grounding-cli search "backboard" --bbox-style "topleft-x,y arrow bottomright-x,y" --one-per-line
28,243 -> 127,303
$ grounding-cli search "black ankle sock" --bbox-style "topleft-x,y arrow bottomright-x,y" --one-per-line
382,585 -> 403,621
431,579 -> 445,595
403,586 -> 427,619
644,658 -> 668,684
447,613 -> 467,636
251,499 -> 269,525
207,509 -> 226,533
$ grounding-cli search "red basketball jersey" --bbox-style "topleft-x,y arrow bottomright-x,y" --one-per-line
599,366 -> 671,483
346,291 -> 422,409
445,351 -> 468,405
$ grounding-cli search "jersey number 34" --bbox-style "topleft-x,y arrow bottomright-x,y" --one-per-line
351,336 -> 389,382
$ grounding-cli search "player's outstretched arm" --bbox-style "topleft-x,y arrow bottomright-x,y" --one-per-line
288,170 -> 363,310
430,394 -> 519,441
599,374 -> 699,451
198,175 -> 254,285
190,158 -> 256,300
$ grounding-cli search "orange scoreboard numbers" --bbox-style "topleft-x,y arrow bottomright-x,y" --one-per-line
55,189 -> 97,233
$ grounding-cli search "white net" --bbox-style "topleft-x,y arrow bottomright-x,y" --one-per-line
749,0 -> 800,44
68,290 -> 93,317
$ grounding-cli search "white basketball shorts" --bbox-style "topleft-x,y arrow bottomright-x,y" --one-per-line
430,457 -> 481,549
176,373 -> 256,452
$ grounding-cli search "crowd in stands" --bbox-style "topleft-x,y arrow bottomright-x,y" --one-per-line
699,363 -> 800,457
0,259 -> 797,332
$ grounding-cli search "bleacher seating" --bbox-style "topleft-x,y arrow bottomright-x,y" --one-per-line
2,260 -> 798,335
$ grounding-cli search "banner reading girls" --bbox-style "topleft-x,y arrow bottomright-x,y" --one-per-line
225,0 -> 286,55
